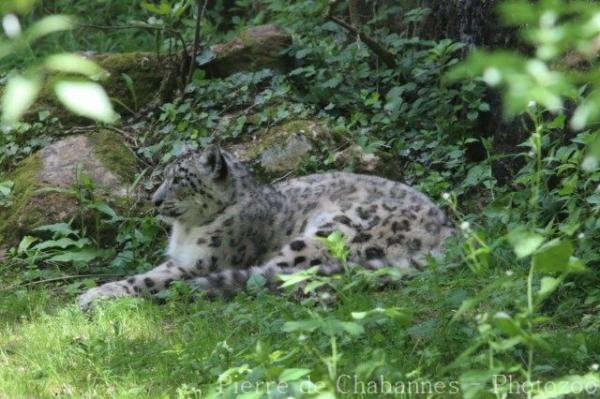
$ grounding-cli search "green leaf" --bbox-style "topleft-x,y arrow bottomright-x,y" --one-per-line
48,248 -> 113,263
45,53 -> 110,80
278,266 -> 319,288
467,111 -> 479,121
32,223 -> 77,237
281,320 -> 321,333
566,257 -> 586,273
24,15 -> 75,42
87,202 -> 119,220
351,307 -> 411,323
507,227 -> 545,258
279,368 -> 311,382
451,297 -> 478,323
1,74 -> 41,123
493,312 -> 522,337
17,235 -> 38,255
327,321 -> 364,337
343,322 -> 365,336
196,49 -> 216,66
141,1 -> 171,15
0,180 -> 13,197
32,237 -> 90,251
54,80 -> 118,123
321,76 -> 342,89
571,90 -> 600,131
537,276 -> 561,300
303,280 -> 327,293
318,232 -> 348,262
246,274 -> 267,292
532,239 -> 573,274
1,0 -> 36,13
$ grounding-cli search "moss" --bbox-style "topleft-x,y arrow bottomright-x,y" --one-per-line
0,131 -> 138,247
90,130 -> 138,184
0,154 -> 82,247
0,155 -> 43,245
208,25 -> 291,77
93,52 -> 165,113
245,119 -> 327,159
232,119 -> 333,181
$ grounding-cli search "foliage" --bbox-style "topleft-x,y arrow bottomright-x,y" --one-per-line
444,1 -> 600,397
0,0 -> 117,126
1,0 -> 600,398
0,179 -> 13,206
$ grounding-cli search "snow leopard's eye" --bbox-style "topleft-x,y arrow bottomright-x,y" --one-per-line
163,163 -> 178,179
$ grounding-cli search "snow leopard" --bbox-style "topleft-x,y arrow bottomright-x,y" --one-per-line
78,145 -> 454,309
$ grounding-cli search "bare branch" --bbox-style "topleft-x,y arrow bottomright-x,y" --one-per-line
186,0 -> 209,86
326,0 -> 396,67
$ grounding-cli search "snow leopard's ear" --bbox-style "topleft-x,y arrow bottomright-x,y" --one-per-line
205,145 -> 228,181
181,142 -> 197,155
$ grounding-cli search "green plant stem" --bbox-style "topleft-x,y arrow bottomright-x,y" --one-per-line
329,335 -> 337,383
530,122 -> 543,227
526,262 -> 535,399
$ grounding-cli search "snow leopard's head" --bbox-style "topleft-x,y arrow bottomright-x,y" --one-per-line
152,145 -> 252,224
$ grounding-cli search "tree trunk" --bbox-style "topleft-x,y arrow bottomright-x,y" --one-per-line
418,0 -> 526,182
418,0 -> 517,48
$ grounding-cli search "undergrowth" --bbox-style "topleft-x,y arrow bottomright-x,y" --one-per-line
1,0 -> 600,398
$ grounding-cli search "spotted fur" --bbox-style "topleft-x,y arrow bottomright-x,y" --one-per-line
79,145 -> 453,309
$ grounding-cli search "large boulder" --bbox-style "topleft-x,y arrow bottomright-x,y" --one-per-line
225,118 -> 382,180
228,119 -> 332,178
0,130 -> 138,246
205,24 -> 292,77
23,24 -> 292,126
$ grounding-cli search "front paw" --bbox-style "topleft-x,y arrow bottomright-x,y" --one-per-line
78,282 -> 128,311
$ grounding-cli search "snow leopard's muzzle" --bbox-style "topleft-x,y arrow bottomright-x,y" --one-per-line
152,180 -> 183,218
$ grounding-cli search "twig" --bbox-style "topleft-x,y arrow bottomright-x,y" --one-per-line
271,170 -> 294,184
326,0 -> 396,68
1,273 -> 127,291
64,125 -> 97,135
104,126 -> 153,167
186,0 -> 209,86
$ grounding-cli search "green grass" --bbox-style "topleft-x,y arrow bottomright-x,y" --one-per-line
1,261 -> 597,398
3,1 -> 600,397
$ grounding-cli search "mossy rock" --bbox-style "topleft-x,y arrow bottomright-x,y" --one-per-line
0,130 -> 138,247
25,52 -> 166,127
206,25 -> 292,77
228,119 -> 333,180
93,52 -> 166,112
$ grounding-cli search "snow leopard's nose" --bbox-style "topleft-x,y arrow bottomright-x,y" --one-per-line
153,197 -> 164,207
152,191 -> 165,207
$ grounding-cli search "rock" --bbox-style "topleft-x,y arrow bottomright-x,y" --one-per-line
0,130 -> 138,246
333,144 -> 381,172
205,24 -> 292,77
23,27 -> 291,125
228,119 -> 332,178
